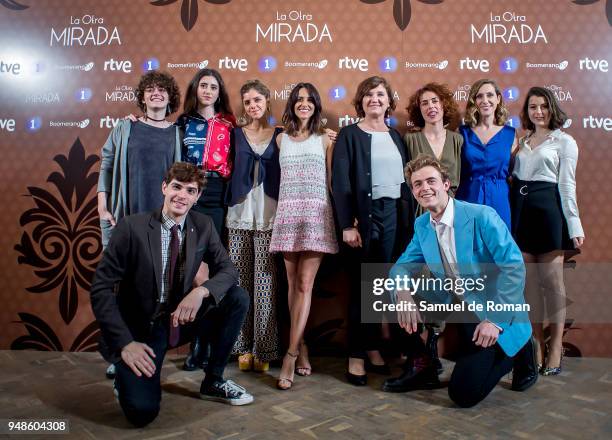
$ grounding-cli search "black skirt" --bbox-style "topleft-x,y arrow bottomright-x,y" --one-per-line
511,179 -> 574,254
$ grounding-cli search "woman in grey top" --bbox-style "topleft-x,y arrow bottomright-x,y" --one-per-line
332,76 -> 413,385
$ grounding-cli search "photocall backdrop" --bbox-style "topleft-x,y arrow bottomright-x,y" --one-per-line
0,0 -> 611,356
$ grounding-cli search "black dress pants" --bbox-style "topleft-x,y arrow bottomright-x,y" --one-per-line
400,320 -> 514,408
115,285 -> 248,426
348,198 -> 397,359
447,322 -> 514,408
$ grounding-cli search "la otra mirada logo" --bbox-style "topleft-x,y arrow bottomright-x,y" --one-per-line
50,14 -> 121,46
470,10 -> 547,44
256,9 -> 332,43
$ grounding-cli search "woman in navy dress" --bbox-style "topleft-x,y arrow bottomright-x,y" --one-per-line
456,79 -> 517,229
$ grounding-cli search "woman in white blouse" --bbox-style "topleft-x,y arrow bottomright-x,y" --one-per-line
511,86 -> 585,376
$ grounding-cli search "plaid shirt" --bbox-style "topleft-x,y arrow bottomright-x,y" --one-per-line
160,212 -> 186,304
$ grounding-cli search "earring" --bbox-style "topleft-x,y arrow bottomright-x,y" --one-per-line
237,114 -> 248,126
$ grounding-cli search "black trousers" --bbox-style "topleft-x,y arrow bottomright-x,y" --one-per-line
401,321 -> 514,408
192,175 -> 226,237
348,197 -> 397,359
115,285 -> 248,427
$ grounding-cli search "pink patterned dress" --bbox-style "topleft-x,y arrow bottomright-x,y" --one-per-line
269,134 -> 338,254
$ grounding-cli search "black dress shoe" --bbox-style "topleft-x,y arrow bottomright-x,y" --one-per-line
382,357 -> 440,393
183,337 -> 210,371
511,336 -> 539,391
365,359 -> 391,376
346,371 -> 368,386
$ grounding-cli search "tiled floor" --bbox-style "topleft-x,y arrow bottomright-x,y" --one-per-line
0,351 -> 610,439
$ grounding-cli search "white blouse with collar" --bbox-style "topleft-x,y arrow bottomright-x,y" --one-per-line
512,129 -> 583,239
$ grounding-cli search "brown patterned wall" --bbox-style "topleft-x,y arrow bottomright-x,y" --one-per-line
0,0 -> 611,355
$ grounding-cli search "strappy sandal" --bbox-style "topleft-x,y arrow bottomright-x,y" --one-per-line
277,351 -> 298,390
295,342 -> 312,377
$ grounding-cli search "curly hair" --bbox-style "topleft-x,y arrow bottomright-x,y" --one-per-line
464,79 -> 508,127
282,83 -> 326,137
404,155 -> 451,188
352,76 -> 396,118
520,86 -> 568,131
164,162 -> 206,192
405,82 -> 459,130
135,71 -> 181,116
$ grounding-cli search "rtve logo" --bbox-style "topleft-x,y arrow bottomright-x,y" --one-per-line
104,58 -> 132,73
0,60 -> 21,75
218,57 -> 248,72
338,57 -> 369,72
579,57 -> 608,72
459,57 -> 490,72
583,115 -> 612,131
0,118 -> 16,132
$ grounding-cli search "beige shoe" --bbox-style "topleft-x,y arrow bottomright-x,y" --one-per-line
253,358 -> 269,372
238,353 -> 254,371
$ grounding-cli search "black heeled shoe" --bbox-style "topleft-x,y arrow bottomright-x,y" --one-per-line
346,371 -> 368,386
346,359 -> 367,386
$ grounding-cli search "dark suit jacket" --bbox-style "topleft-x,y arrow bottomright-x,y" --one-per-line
331,122 -> 414,257
90,209 -> 238,363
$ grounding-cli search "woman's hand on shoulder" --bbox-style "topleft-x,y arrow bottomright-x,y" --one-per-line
123,113 -> 138,122
324,128 -> 337,143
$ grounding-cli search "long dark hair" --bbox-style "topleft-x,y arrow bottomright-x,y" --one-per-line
282,83 -> 325,137
520,86 -> 568,131
182,68 -> 233,117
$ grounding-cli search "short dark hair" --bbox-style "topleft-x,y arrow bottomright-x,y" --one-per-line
135,71 -> 181,116
520,86 -> 568,131
164,162 -> 206,192
406,83 -> 459,130
182,68 -> 233,118
282,82 -> 326,137
352,76 -> 396,118
404,155 -> 451,188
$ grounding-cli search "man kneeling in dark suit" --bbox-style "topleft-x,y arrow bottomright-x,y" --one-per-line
91,162 -> 252,427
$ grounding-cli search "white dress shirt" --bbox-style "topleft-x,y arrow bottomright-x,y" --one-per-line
513,129 -> 584,239
430,197 -> 458,278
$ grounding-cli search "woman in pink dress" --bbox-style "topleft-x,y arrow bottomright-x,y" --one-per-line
269,83 -> 338,390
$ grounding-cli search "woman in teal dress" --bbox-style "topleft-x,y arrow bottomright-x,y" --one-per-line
456,79 -> 517,229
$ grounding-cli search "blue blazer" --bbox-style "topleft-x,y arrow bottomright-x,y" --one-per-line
392,199 -> 531,357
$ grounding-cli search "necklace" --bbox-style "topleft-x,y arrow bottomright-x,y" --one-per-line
145,114 -> 166,122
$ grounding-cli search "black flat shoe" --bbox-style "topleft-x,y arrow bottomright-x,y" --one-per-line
345,371 -> 367,386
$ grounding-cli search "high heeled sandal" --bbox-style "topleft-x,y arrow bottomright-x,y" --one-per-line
295,342 -> 312,377
277,351 -> 298,390
542,346 -> 564,376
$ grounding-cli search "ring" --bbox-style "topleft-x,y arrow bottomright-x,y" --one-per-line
519,185 -> 528,195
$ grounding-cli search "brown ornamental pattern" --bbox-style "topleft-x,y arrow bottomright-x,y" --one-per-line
14,138 -> 102,325
151,0 -> 232,31
360,0 -> 444,31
